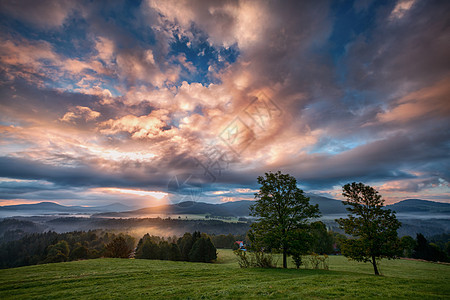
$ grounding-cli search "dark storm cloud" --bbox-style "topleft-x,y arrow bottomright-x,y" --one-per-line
0,155 -> 175,189
0,0 -> 77,29
343,0 -> 450,94
292,129 -> 449,187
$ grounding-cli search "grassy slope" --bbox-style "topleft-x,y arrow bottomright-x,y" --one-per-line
0,250 -> 448,299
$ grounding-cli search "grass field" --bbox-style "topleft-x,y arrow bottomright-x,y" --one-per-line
0,250 -> 448,299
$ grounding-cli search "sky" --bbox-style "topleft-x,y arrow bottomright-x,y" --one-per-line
0,0 -> 449,207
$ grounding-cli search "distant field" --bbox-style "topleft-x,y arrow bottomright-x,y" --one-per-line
0,250 -> 448,299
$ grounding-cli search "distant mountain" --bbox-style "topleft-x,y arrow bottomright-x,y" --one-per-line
96,200 -> 254,218
0,202 -> 75,211
0,202 -> 133,213
96,195 -> 348,218
2,198 -> 449,219
93,202 -> 133,212
1,198 -> 449,238
387,199 -> 450,214
307,195 -> 347,215
95,196 -> 450,219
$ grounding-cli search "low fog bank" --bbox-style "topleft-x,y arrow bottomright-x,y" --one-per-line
0,197 -> 448,242
0,216 -> 251,243
0,213 -> 448,244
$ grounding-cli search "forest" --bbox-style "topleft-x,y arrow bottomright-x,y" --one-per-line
0,221 -> 448,269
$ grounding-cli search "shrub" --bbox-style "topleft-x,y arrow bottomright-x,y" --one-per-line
304,253 -> 329,270
292,252 -> 303,269
234,249 -> 251,268
233,250 -> 276,268
252,251 -> 276,268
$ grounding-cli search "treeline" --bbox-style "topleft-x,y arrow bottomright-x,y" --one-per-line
210,233 -> 245,249
48,217 -> 250,236
400,233 -> 450,262
135,231 -> 217,263
0,230 -> 135,269
210,222 -> 340,254
233,222 -> 341,269
0,219 -> 45,243
0,229 -> 219,269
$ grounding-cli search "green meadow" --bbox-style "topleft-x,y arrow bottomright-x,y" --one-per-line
0,250 -> 448,299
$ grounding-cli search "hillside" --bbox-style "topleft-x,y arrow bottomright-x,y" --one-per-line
0,250 -> 448,299
388,199 -> 450,214
94,200 -> 252,218
3,197 -> 449,219
94,196 -> 349,218
2,198 -> 448,239
0,202 -> 133,213
94,196 -> 450,218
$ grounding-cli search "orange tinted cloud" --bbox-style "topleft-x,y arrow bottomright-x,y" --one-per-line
377,77 -> 450,124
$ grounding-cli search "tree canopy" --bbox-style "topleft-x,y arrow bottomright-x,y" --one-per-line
336,182 -> 401,275
249,171 -> 320,268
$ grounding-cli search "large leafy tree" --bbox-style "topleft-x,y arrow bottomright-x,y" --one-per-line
249,171 -> 320,268
336,182 -> 401,275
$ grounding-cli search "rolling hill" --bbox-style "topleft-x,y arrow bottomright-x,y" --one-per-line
388,199 -> 450,214
94,196 -> 450,218
93,195 -> 350,218
0,202 -> 133,213
0,250 -> 448,299
2,197 -> 448,219
0,197 -> 449,240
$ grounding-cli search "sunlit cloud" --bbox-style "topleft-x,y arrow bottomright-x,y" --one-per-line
93,188 -> 167,199
389,0 -> 416,20
0,0 -> 448,206
220,196 -> 253,203
60,106 -> 101,123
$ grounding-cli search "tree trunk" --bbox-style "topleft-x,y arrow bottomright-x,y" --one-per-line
372,256 -> 379,275
283,247 -> 287,268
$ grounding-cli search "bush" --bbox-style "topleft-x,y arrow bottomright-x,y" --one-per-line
252,251 -> 276,268
233,249 -> 276,268
292,252 -> 303,269
234,249 -> 251,268
304,253 -> 329,270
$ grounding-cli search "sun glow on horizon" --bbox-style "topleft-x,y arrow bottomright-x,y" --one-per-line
93,187 -> 168,199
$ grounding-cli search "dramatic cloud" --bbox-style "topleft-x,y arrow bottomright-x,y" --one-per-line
0,0 -> 77,29
0,0 -> 448,206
